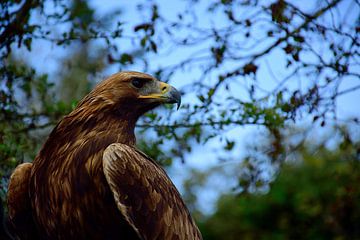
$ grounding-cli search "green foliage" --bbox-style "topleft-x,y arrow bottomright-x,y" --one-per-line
199,140 -> 360,239
0,0 -> 109,205
0,60 -> 74,211
1,0 -> 358,168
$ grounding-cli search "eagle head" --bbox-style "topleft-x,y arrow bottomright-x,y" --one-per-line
77,71 -> 181,121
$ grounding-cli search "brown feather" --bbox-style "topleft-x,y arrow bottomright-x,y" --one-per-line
103,143 -> 202,240
7,71 -> 202,239
7,163 -> 39,239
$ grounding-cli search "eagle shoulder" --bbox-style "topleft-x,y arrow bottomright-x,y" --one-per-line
7,163 -> 39,239
102,143 -> 202,240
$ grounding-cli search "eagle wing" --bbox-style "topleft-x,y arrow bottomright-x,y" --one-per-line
7,163 -> 39,239
102,143 -> 202,240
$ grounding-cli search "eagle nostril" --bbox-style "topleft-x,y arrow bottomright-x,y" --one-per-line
162,86 -> 167,92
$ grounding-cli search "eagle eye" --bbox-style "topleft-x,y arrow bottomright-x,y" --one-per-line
131,78 -> 147,89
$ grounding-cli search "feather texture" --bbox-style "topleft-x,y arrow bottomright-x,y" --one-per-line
103,143 -> 202,240
7,71 -> 202,239
7,163 -> 39,239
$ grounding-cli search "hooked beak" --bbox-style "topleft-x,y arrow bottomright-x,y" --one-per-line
138,82 -> 181,110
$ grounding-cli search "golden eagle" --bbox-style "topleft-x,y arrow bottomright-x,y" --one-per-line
7,71 -> 202,239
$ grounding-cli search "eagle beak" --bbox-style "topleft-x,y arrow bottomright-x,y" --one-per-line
164,84 -> 181,110
138,82 -> 181,110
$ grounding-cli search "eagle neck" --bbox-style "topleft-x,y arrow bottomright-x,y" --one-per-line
61,108 -> 137,147
87,112 -> 137,146
112,116 -> 137,146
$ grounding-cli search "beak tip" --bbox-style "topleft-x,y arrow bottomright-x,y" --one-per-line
168,86 -> 181,110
